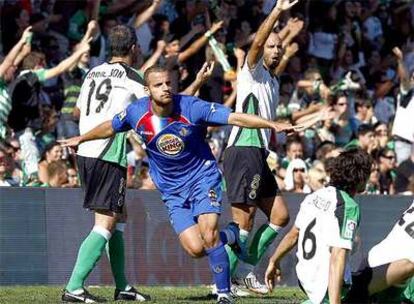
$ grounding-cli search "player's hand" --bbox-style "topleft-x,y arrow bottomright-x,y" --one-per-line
196,61 -> 215,83
210,20 -> 224,34
392,47 -> 403,61
265,261 -> 282,292
58,136 -> 82,148
272,122 -> 295,134
275,0 -> 300,11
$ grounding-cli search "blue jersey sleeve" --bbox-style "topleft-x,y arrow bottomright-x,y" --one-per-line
112,104 -> 134,132
190,98 -> 232,125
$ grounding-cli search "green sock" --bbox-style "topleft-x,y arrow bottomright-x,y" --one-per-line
107,229 -> 128,290
66,229 -> 109,292
225,245 -> 239,277
247,224 -> 279,265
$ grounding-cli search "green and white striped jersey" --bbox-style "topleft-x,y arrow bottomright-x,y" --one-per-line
77,62 -> 146,167
294,186 -> 360,304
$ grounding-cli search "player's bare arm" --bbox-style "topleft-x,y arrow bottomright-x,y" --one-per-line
59,120 -> 114,148
228,112 -> 302,133
247,0 -> 299,69
265,225 -> 300,291
328,247 -> 348,304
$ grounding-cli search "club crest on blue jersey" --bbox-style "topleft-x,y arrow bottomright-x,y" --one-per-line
156,133 -> 185,156
117,109 -> 127,121
179,127 -> 189,137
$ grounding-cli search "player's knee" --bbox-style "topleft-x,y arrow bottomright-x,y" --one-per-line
184,243 -> 204,258
270,213 -> 290,228
403,260 -> 414,277
201,229 -> 220,249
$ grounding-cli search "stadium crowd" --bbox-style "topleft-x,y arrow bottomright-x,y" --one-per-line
0,0 -> 413,195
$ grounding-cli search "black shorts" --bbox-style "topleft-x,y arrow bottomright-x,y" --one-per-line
343,266 -> 373,304
223,146 -> 280,205
77,155 -> 127,214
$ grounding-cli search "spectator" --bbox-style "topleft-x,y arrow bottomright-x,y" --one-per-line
345,124 -> 376,153
67,167 -> 79,188
38,142 -> 63,184
0,148 -> 18,186
46,160 -> 68,187
283,158 -> 311,193
281,137 -> 304,169
376,148 -> 397,195
395,144 -> 414,194
352,92 -> 376,128
373,121 -> 391,149
331,92 -> 356,146
7,40 -> 90,178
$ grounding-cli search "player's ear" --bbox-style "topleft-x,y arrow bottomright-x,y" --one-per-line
144,85 -> 150,94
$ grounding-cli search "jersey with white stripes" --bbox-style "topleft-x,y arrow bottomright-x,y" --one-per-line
76,62 -> 146,166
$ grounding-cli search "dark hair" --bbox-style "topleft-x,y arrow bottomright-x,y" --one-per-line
108,25 -> 137,57
286,137 -> 303,151
22,52 -> 45,70
357,124 -> 374,137
41,142 -> 60,161
326,148 -> 372,194
143,65 -> 168,85
376,147 -> 394,161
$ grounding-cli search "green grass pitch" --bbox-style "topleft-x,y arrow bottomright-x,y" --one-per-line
0,286 -> 305,303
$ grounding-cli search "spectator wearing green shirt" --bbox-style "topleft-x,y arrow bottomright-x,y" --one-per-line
7,39 -> 90,179
0,26 -> 32,140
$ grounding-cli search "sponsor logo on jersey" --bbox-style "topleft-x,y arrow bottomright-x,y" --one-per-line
118,110 -> 127,121
179,127 -> 189,137
343,219 -> 357,239
156,134 -> 184,156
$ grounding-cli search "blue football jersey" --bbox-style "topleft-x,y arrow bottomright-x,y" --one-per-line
112,95 -> 231,197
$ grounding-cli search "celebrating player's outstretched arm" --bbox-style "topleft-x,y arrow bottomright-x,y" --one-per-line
247,0 -> 299,69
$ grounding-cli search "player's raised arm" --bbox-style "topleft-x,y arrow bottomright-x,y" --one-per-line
265,225 -> 300,291
247,0 -> 299,69
328,247 -> 348,304
59,120 -> 115,148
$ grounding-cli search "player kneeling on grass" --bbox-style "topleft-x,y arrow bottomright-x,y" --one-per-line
61,65 -> 302,304
357,199 -> 414,303
264,149 -> 414,304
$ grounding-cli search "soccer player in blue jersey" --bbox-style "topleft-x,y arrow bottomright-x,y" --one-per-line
61,65 -> 300,304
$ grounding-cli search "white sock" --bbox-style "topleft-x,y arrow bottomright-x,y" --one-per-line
116,223 -> 126,232
268,222 -> 282,233
92,226 -> 112,241
217,292 -> 232,300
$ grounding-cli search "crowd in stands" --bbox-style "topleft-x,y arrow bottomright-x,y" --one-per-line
0,0 -> 413,195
